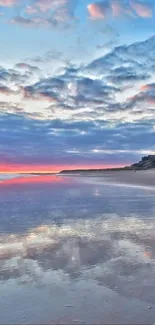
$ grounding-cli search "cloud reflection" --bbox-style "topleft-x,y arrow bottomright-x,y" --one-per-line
0,216 -> 155,303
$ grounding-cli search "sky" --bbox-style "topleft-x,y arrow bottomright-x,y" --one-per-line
0,0 -> 155,172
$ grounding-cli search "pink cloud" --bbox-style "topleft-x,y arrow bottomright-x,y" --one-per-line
88,0 -> 138,20
140,84 -> 155,91
0,0 -> 16,6
88,0 -> 152,21
87,2 -> 109,20
111,0 -> 136,18
140,84 -> 151,91
9,0 -> 76,28
130,1 -> 152,18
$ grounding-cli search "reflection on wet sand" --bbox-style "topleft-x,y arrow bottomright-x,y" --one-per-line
0,177 -> 155,324
0,175 -> 64,186
1,216 -> 155,302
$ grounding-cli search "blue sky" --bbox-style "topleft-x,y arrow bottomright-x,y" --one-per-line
0,0 -> 155,171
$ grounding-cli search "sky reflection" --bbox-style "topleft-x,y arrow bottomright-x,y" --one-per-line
0,174 -> 64,185
0,177 -> 155,324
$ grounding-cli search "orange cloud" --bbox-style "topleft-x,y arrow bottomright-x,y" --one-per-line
140,84 -> 155,91
140,84 -> 150,91
87,3 -> 108,19
130,0 -> 152,18
0,0 -> 16,6
144,250 -> 152,258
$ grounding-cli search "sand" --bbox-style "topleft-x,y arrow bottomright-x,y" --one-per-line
60,169 -> 155,190
96,170 -> 155,188
1,171 -> 155,324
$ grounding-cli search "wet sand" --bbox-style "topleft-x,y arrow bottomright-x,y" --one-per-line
99,170 -> 155,188
0,175 -> 155,324
61,170 -> 155,189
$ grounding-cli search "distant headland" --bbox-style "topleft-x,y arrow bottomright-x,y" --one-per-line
59,155 -> 155,174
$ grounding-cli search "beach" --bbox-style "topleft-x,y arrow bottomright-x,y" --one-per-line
60,169 -> 155,190
0,173 -> 155,324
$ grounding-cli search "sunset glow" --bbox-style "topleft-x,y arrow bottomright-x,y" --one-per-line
0,0 -> 155,176
0,163 -> 125,174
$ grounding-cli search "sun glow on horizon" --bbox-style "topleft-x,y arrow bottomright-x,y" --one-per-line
0,163 -> 126,174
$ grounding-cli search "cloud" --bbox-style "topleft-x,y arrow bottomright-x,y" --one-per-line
87,0 -> 153,20
111,0 -> 122,16
0,64 -> 41,90
10,14 -> 75,29
106,66 -> 149,86
126,92 -> 155,111
25,6 -> 39,15
0,213 -> 155,303
20,69 -> 119,109
111,0 -> 135,17
87,1 -> 110,19
127,82 -> 155,107
147,97 -> 155,104
21,86 -> 57,102
140,83 -> 155,92
8,0 -> 78,29
0,106 -> 155,168
0,85 -> 14,95
0,0 -> 16,6
21,76 -> 65,103
15,63 -> 40,72
3,0 -> 154,30
35,0 -> 67,13
130,0 -> 153,18
84,34 -> 155,82
1,34 -> 155,166
10,16 -> 52,27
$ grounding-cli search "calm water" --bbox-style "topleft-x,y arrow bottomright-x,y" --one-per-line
0,175 -> 155,324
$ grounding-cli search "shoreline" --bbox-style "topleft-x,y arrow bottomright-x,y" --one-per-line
59,170 -> 155,189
